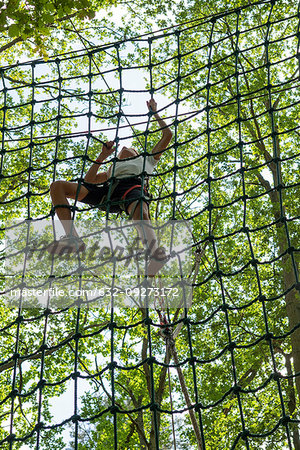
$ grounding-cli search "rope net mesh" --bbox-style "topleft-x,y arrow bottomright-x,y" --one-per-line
0,0 -> 300,448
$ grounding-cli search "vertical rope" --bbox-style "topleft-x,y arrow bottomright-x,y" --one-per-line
72,294 -> 83,450
72,52 -> 93,222
26,62 -> 36,221
297,1 -> 300,81
6,61 -> 38,449
262,2 -> 294,446
167,364 -> 177,450
0,69 -> 7,206
228,10 -> 250,448
50,58 -> 63,241
106,228 -> 118,449
104,43 -> 123,219
171,30 -> 181,221
35,308 -> 49,448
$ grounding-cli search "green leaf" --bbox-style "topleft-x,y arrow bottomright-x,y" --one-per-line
8,23 -> 20,38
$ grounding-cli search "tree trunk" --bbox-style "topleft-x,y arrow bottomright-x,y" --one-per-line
281,258 -> 300,403
256,173 -> 300,402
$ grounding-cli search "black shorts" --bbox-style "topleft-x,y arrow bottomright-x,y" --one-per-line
80,178 -> 149,214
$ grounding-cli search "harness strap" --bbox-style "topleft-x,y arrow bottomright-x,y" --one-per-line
99,179 -> 151,215
98,179 -> 120,209
121,184 -> 143,200
105,178 -> 120,199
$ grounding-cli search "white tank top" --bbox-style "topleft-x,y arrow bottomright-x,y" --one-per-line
109,154 -> 158,179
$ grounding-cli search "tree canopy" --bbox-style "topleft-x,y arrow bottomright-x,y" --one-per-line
0,0 -> 299,449
0,0 -> 116,59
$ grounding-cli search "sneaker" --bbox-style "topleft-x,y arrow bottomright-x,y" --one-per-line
46,235 -> 86,255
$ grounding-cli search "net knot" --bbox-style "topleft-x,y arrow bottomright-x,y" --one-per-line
233,384 -> 241,394
280,415 -> 290,425
110,405 -> 120,414
147,356 -> 156,365
71,414 -> 81,423
9,389 -> 19,398
241,429 -> 250,440
271,371 -> 282,381
189,356 -> 197,365
108,361 -> 118,370
150,402 -> 159,411
34,421 -> 44,431
71,371 -> 81,379
37,379 -> 46,388
108,321 -> 117,330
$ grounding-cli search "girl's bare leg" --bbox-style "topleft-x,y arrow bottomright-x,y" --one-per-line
128,200 -> 168,276
50,180 -> 89,237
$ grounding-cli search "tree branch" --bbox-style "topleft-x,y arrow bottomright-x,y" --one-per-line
0,37 -> 23,54
0,12 -> 79,55
171,342 -> 202,450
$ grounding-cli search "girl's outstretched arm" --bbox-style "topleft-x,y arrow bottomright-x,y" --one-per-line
84,141 -> 115,183
147,99 -> 172,161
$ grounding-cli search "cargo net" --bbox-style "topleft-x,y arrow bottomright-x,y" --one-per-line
1,0 -> 300,448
